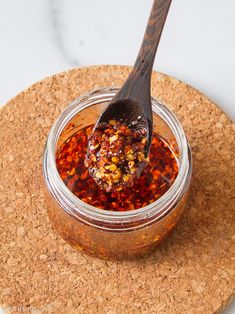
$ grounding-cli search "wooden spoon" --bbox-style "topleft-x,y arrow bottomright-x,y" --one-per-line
93,0 -> 172,154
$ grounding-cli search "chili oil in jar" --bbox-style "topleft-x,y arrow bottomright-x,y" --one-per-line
43,88 -> 192,260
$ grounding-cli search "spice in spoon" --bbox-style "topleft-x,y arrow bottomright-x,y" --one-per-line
85,120 -> 149,192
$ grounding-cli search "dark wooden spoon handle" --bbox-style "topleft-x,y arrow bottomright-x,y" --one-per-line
114,0 -> 172,113
133,0 -> 172,81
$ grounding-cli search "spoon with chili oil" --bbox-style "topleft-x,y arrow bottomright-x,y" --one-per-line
86,0 -> 172,192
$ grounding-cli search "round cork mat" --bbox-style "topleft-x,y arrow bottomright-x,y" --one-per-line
0,66 -> 234,314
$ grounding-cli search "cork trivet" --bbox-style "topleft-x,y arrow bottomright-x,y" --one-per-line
0,66 -> 234,314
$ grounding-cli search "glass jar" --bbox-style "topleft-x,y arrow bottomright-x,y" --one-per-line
43,87 -> 192,260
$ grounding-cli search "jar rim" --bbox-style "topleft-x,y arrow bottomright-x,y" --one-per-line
44,87 -> 191,226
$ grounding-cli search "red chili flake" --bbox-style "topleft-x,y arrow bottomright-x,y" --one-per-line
85,120 -> 148,192
56,124 -> 179,212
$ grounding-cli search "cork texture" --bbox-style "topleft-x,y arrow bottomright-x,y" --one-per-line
0,65 -> 234,314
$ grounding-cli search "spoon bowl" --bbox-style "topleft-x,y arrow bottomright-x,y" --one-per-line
95,99 -> 152,154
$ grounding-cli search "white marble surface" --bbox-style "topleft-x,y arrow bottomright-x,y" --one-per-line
0,0 -> 235,122
0,0 -> 234,313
